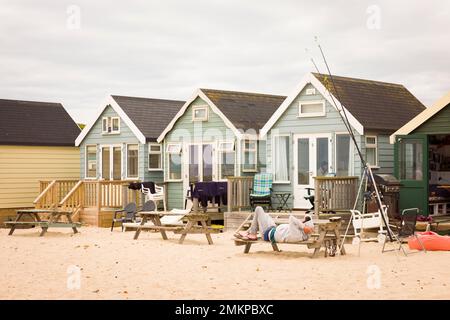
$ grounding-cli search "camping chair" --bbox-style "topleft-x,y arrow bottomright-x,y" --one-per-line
304,187 -> 315,214
249,173 -> 273,211
110,202 -> 137,232
141,183 -> 167,212
382,208 -> 426,256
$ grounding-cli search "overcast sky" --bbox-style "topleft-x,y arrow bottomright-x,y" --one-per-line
1,0 -> 449,124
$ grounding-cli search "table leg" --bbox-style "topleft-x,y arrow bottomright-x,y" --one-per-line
271,242 -> 280,252
66,213 -> 79,234
153,216 -> 168,240
200,220 -> 213,245
8,213 -> 25,235
334,225 -> 346,255
179,220 -> 194,244
133,215 -> 147,240
313,228 -> 326,258
244,242 -> 252,254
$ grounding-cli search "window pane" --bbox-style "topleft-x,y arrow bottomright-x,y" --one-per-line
366,148 -> 376,166
336,135 -> 351,176
301,103 -> 323,114
274,136 -> 289,181
102,147 -> 110,180
86,146 -> 97,178
202,144 -> 213,182
169,154 -> 182,180
102,118 -> 108,132
149,154 -> 161,169
366,137 -> 376,145
316,137 -> 329,176
220,151 -> 235,179
112,118 -> 119,131
297,138 -> 309,184
127,145 -> 138,178
245,140 -> 256,150
189,145 -> 199,183
219,142 -> 234,152
244,151 -> 256,171
113,147 -> 122,179
193,108 -> 207,120
150,145 -> 161,152
400,140 -> 423,180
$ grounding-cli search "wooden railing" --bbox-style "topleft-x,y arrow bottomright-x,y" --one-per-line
34,180 -> 79,209
227,176 -> 254,212
59,180 -> 84,219
314,176 -> 358,214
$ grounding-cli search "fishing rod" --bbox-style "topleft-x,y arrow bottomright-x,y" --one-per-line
310,38 -> 394,242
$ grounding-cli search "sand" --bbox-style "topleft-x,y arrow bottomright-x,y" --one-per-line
0,226 -> 449,300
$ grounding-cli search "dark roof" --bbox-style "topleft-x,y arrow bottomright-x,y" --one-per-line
312,73 -> 426,133
111,95 -> 185,142
0,99 -> 80,146
200,89 -> 286,132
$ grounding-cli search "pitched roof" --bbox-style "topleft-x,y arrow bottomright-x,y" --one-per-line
312,73 -> 426,133
200,89 -> 286,132
390,91 -> 450,143
0,98 -> 80,146
111,95 -> 185,142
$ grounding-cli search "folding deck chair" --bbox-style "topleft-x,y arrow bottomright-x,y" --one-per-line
111,202 -> 137,232
249,173 -> 273,211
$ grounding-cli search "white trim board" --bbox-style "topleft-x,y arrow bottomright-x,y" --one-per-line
260,72 -> 364,137
389,91 -> 450,144
157,89 -> 243,143
75,95 -> 146,146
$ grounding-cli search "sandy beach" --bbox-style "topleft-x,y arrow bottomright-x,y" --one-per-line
0,226 -> 449,300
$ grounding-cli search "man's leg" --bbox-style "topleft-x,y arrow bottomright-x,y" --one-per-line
248,207 -> 276,235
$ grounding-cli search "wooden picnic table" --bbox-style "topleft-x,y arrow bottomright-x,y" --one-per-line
234,216 -> 346,258
6,209 -> 81,237
133,211 -> 219,244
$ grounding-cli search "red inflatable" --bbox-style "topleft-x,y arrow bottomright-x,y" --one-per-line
408,231 -> 450,251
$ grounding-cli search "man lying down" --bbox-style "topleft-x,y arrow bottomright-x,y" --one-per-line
235,206 -> 314,243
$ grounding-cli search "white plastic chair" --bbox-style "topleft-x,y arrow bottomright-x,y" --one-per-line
141,184 -> 167,212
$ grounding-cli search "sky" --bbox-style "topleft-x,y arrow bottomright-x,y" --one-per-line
1,0 -> 449,124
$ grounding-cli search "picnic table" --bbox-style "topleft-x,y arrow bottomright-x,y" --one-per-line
234,215 -> 346,258
5,209 -> 81,237
133,211 -> 220,244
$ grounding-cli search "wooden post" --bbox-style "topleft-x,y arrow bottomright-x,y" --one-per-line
227,178 -> 232,213
96,181 -> 102,226
314,178 -> 319,215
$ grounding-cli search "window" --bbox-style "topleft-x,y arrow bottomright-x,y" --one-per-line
148,143 -> 162,170
305,88 -> 316,95
365,136 -> 378,167
86,145 -> 97,178
219,141 -> 235,180
273,136 -> 290,182
127,144 -> 139,178
243,139 -> 257,172
336,134 -> 353,176
399,139 -> 423,181
102,116 -> 120,134
298,101 -> 325,117
167,143 -> 182,180
192,106 -> 208,121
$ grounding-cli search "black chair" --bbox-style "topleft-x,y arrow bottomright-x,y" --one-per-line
141,200 -> 156,212
382,208 -> 426,255
304,188 -> 315,214
110,202 -> 137,232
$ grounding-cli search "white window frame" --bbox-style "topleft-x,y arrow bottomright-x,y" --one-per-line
85,144 -> 98,179
242,139 -> 258,172
334,132 -> 354,176
218,141 -> 236,181
100,144 -> 123,180
102,116 -> 120,134
125,143 -> 139,180
148,143 -> 163,171
192,106 -> 209,121
272,134 -> 291,184
166,143 -> 183,181
365,135 -> 378,168
298,100 -> 326,118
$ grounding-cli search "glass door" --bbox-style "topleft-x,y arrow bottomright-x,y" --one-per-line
394,134 -> 428,214
293,134 -> 332,209
101,145 -> 122,180
101,147 -> 110,180
187,143 -> 214,184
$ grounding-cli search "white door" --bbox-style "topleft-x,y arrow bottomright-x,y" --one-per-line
100,145 -> 122,180
293,134 -> 332,209
184,143 -> 215,190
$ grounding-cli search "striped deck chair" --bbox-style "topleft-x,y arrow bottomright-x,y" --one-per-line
249,173 -> 273,211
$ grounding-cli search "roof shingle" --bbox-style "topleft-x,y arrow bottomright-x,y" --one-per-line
0,99 -> 80,146
312,73 -> 426,132
200,89 -> 286,132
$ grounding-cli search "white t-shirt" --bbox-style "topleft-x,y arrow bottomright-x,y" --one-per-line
274,215 -> 314,243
